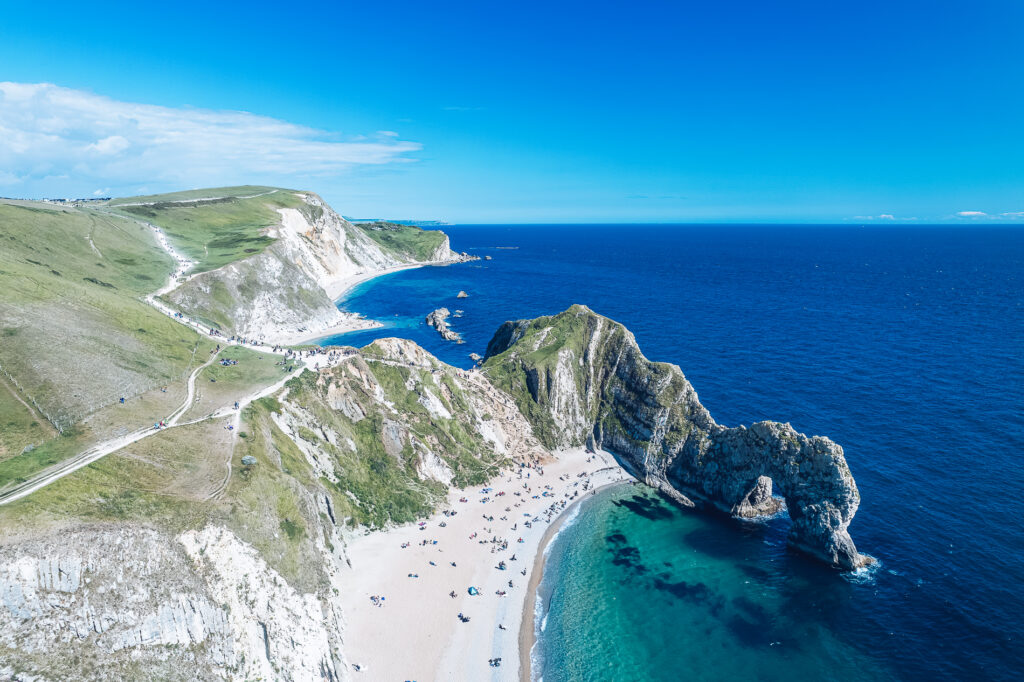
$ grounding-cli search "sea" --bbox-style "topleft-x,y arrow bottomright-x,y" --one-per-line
320,224 -> 1024,681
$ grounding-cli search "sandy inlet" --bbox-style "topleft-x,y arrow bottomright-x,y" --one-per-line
340,448 -> 630,681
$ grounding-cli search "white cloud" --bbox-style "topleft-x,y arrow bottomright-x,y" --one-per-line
1000,211 -> 1024,219
955,211 -> 987,217
92,187 -> 110,196
87,135 -> 130,155
0,82 -> 422,196
851,213 -> 907,221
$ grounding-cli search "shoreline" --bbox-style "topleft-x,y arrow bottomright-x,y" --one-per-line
518,477 -> 631,682
282,258 -> 467,347
340,448 -> 629,681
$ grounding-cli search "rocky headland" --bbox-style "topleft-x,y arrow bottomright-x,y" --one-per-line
482,305 -> 868,570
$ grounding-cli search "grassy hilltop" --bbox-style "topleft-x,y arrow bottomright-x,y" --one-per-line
107,186 -> 313,273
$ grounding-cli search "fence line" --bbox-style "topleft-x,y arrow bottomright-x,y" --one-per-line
0,344 -> 201,434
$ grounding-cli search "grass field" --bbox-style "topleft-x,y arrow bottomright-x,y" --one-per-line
0,374 -> 56,462
0,419 -> 234,535
182,346 -> 287,420
107,187 -> 310,273
355,221 -> 448,261
0,201 -> 208,432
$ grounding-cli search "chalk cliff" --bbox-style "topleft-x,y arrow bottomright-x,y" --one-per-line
165,194 -> 472,342
482,305 -> 867,570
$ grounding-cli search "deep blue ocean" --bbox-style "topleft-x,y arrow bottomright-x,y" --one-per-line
321,224 -> 1024,680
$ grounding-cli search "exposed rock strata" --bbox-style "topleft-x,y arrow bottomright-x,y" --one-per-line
483,305 -> 867,570
0,525 -> 344,680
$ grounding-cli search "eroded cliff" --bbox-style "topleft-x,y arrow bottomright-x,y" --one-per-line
164,193 -> 471,341
482,305 -> 868,570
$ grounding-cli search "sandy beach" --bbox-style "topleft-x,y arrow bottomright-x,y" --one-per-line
340,448 -> 630,681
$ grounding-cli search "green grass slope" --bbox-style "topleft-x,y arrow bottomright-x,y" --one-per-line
0,201 -> 209,427
355,221 -> 449,261
107,187 -> 310,273
0,201 -> 216,485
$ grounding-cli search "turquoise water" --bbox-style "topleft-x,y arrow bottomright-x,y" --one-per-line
536,485 -> 896,681
323,224 -> 1024,680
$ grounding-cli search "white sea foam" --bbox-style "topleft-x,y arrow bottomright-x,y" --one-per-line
842,554 -> 882,585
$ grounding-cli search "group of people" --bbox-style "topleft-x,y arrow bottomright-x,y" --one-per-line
362,455 -> 606,676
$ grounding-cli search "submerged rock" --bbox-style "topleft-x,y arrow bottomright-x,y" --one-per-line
457,290 -> 469,298
482,305 -> 868,570
425,308 -> 463,343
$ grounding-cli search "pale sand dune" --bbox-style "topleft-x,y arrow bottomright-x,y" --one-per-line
341,448 -> 630,681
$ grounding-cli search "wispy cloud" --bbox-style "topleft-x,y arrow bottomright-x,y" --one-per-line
0,82 -> 422,196
851,213 -> 912,221
955,210 -> 987,218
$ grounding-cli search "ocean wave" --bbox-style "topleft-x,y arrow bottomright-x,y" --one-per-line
842,555 -> 883,585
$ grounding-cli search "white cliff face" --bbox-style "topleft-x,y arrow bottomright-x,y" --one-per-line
166,193 -> 466,342
0,525 -> 346,681
179,526 -> 343,682
483,305 -> 869,570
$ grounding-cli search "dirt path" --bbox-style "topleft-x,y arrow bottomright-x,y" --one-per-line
0,351 -> 349,507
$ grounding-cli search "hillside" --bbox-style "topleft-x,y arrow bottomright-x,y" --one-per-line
0,338 -> 540,680
0,187 -> 471,496
105,187 -> 472,341
0,200 -> 213,482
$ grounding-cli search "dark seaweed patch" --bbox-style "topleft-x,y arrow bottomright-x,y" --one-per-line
611,494 -> 674,521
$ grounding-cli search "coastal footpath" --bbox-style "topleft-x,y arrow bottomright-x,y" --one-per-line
0,189 -> 865,680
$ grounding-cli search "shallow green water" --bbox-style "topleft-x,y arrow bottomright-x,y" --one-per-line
534,484 -> 898,681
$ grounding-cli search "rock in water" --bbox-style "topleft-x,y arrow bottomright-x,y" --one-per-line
425,308 -> 463,343
457,290 -> 469,298
482,305 -> 868,570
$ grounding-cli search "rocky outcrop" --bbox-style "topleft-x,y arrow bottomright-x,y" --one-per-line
425,308 -> 463,343
482,305 -> 868,570
0,525 -> 344,680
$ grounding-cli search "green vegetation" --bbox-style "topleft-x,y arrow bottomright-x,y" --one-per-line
355,221 -> 448,261
0,420 -> 232,533
481,306 -> 604,446
270,353 -> 505,528
108,188 -> 309,273
183,346 -> 286,420
0,375 -> 55,462
228,398 -> 326,590
107,185 -> 284,206
0,201 -> 207,436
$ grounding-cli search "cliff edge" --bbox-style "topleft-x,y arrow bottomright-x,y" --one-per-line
482,305 -> 867,570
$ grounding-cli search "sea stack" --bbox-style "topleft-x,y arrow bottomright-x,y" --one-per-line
425,308 -> 463,343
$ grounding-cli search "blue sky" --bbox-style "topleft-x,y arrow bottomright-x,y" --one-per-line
1,0 -> 1022,222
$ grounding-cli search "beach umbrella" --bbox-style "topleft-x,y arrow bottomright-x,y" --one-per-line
468,586 -> 479,596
